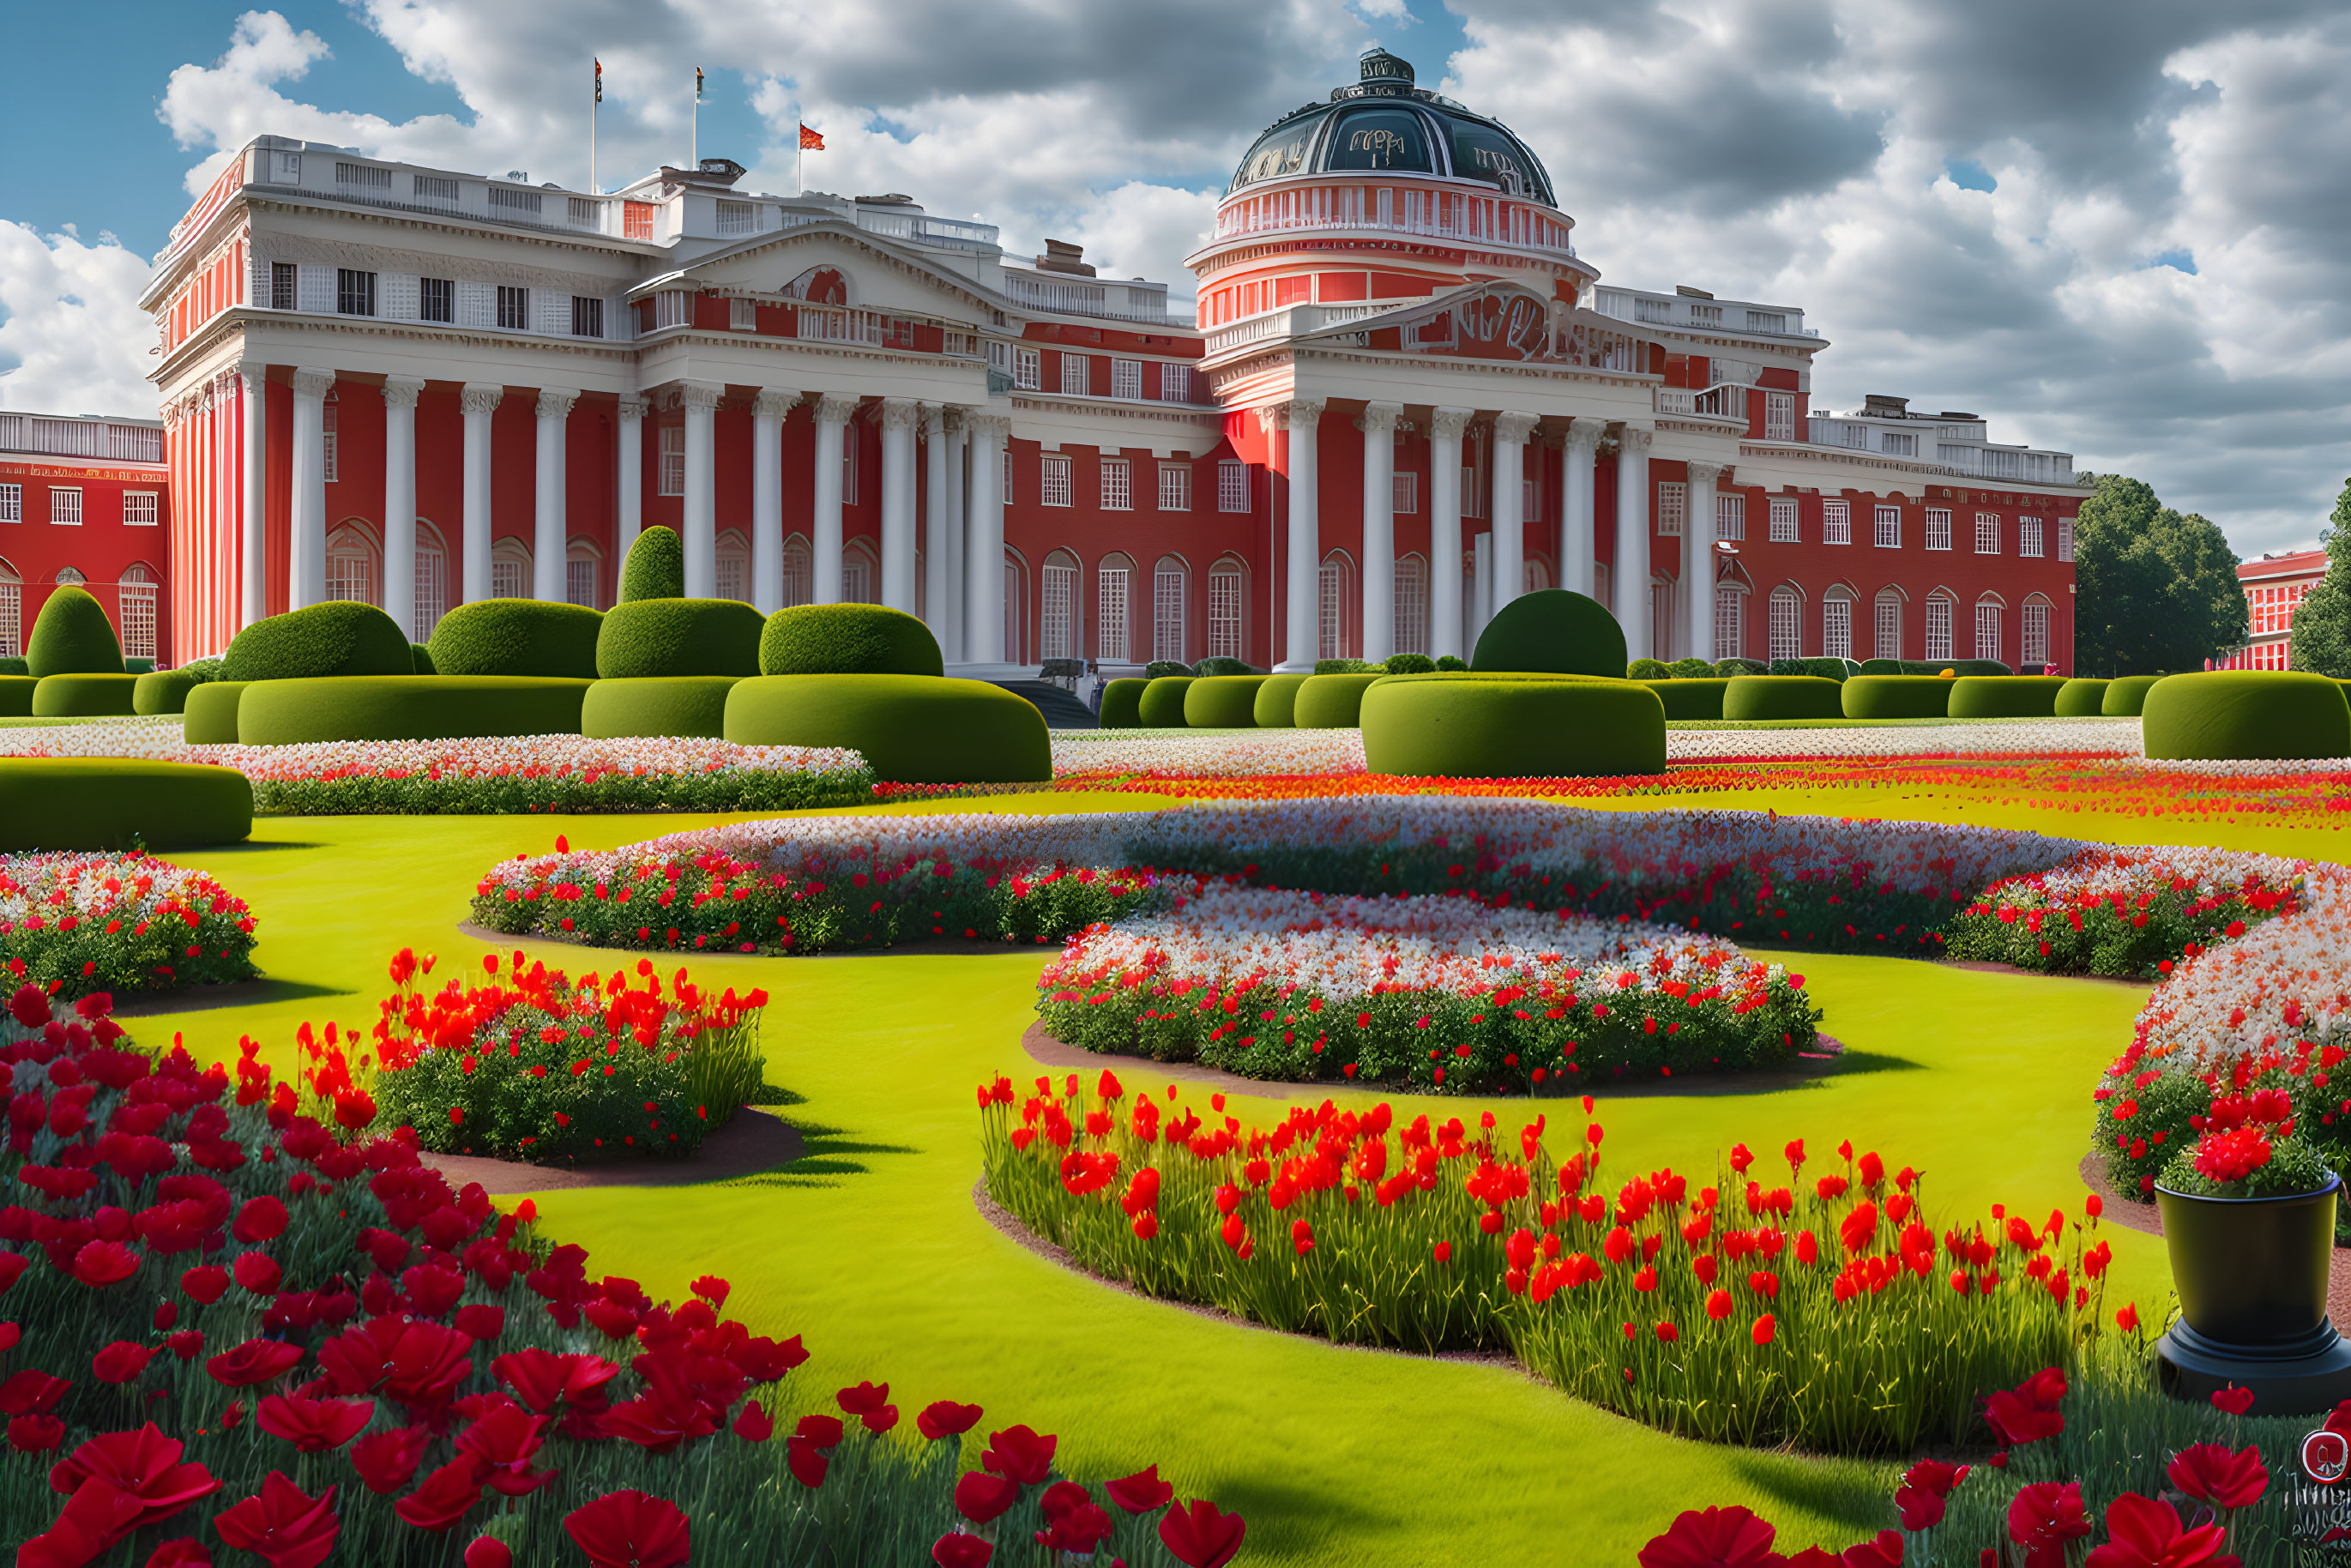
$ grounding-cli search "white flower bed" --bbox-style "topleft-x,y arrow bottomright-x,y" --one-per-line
2130,859 -> 2351,1073
1667,719 -> 2142,761
1050,728 -> 1370,778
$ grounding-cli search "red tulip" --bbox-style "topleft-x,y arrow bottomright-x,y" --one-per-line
207,1339 -> 304,1390
145,1539 -> 213,1568
918,1400 -> 984,1440
211,1473 -> 341,1568
395,1456 -> 487,1532
255,1394 -> 373,1453
2083,1490 -> 2230,1568
1638,1505 -> 1781,1568
955,1469 -> 1021,1525
1105,1463 -> 1177,1515
2,1367 -> 72,1414
982,1424 -> 1056,1486
2166,1443 -> 2268,1510
2008,1481 -> 2089,1556
232,1197 -> 289,1245
93,1342 -> 156,1384
181,1266 -> 229,1306
9,1413 -> 66,1452
1159,1498 -> 1248,1568
932,1533 -> 993,1568
2211,1384 -> 2256,1416
463,1538 -> 512,1568
349,1425 -> 431,1494
564,1490 -> 690,1568
70,1240 -> 142,1288
1751,1314 -> 1775,1347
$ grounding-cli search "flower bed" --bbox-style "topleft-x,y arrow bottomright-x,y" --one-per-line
982,1073 -> 2115,1454
1037,886 -> 1818,1093
0,983 -> 1246,1568
0,850 -> 258,998
1946,845 -> 2303,980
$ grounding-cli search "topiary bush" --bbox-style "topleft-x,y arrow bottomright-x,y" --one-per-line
1469,589 -> 1628,678
0,676 -> 32,717
1722,675 -> 1842,721
1382,653 -> 1438,675
0,655 -> 26,676
1137,676 -> 1196,727
1196,656 -> 1259,678
1294,672 -> 1385,728
2055,678 -> 2112,717
1713,657 -> 1767,677
2101,674 -> 2165,716
1435,654 -> 1468,672
1253,672 -> 1308,727
1312,658 -> 1377,675
133,668 -> 206,716
724,674 -> 1052,783
581,676 -> 744,739
618,526 -> 685,602
758,603 -> 943,678
427,599 -> 603,678
1842,675 -> 1952,720
221,600 -> 413,683
182,681 -> 250,744
0,757 -> 251,850
1667,657 -> 1713,679
33,674 -> 140,717
1184,675 -> 1266,728
1637,678 -> 1730,721
1626,658 -> 1672,680
1948,675 -> 2068,718
1802,658 -> 1856,682
1144,660 -> 1196,679
25,585 -> 124,678
596,599 -> 765,678
1766,660 -> 1805,677
1361,674 -> 1666,778
236,676 -> 594,744
1858,658 -> 1902,676
1098,678 -> 1148,728
2142,671 -> 2351,761
410,642 -> 437,674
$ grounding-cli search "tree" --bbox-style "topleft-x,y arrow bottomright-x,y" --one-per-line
2072,473 -> 2249,676
2288,479 -> 2351,678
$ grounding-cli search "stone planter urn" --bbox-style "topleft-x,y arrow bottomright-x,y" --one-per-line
2155,1172 -> 2351,1414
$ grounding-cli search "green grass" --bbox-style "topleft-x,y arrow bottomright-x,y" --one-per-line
123,782 -> 2325,1565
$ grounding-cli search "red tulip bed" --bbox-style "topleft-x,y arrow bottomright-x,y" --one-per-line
980,1072 -> 2115,1455
0,983 -> 1250,1568
1943,845 -> 2301,980
1,853 -> 259,1001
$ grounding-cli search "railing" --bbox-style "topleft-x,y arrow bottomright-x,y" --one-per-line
1594,291 -> 1815,339
1001,272 -> 1177,325
1655,385 -> 1746,421
1208,178 -> 1577,260
1203,301 -> 1390,357
0,415 -> 162,462
850,206 -> 1000,250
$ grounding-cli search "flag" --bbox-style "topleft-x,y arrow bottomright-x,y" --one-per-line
696,67 -> 704,101
594,57 -> 602,104
799,124 -> 824,151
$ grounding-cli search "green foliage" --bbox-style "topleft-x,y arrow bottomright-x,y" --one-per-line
1722,675 -> 1842,721
1196,655 -> 1259,677
1311,658 -> 1376,674
722,673 -> 1053,783
2141,670 -> 2351,760
410,642 -> 436,674
31,674 -> 139,717
0,757 -> 252,850
0,677 -> 32,718
0,656 -> 26,677
1359,675 -> 1667,778
1766,660 -> 1805,677
1144,660 -> 1197,678
1804,658 -> 1856,682
1625,657 -> 1672,680
2158,1132 -> 2336,1200
179,656 -> 224,684
1666,657 -> 1713,679
1136,676 -> 1196,727
1098,677 -> 1148,728
1637,678 -> 1729,720
1252,672 -> 1307,727
235,675 -> 594,744
581,676 -> 745,739
2075,473 -> 2248,676
596,598 -> 765,678
1381,653 -> 1438,674
1712,657 -> 1767,677
2053,678 -> 2110,716
2290,478 -> 2351,678
1293,672 -> 1384,727
1469,589 -> 1628,677
132,668 -> 206,715
123,658 -> 153,675
181,681 -> 248,743
221,600 -> 413,682
24,585 -> 123,678
1435,654 -> 1468,672
1183,675 -> 1266,727
1947,675 -> 2068,718
758,603 -> 943,677
427,599 -> 604,678
1841,675 -> 1952,720
2100,673 -> 2163,715
1857,658 -> 1901,676
618,525 -> 685,601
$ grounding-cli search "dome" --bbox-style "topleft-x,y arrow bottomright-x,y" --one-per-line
1227,46 -> 1556,208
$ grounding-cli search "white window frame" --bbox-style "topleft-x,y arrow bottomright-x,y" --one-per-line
1715,492 -> 1745,541
118,577 -> 157,662
1768,497 -> 1798,543
1974,511 -> 2001,555
1874,505 -> 1902,549
2057,517 -> 2075,562
1100,457 -> 1132,511
1208,565 -> 1245,660
1041,454 -> 1073,508
1393,472 -> 1419,515
1714,582 -> 1745,661
1974,600 -> 2002,662
1822,499 -> 1850,546
1112,359 -> 1142,401
1159,464 -> 1191,512
1153,564 -> 1186,664
1217,459 -> 1248,513
1097,565 -> 1131,662
1874,593 -> 1902,660
729,297 -> 757,331
2022,600 -> 2050,666
1924,508 -> 1951,552
1925,596 -> 1954,662
496,285 -> 530,332
1159,363 -> 1194,402
572,296 -> 606,339
1015,347 -> 1041,391
1655,481 -> 1686,538
122,492 -> 159,527
1317,557 -> 1347,660
1040,559 -> 1077,660
1768,586 -> 1800,662
1393,554 -> 1427,655
2019,516 -> 2045,558
657,426 -> 685,498
1059,353 -> 1090,395
1823,593 -> 1853,662
1763,392 -> 1795,442
566,554 -> 599,608
0,485 -> 20,523
0,578 -> 18,657
49,487 -> 81,526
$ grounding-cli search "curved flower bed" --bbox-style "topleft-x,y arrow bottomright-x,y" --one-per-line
1037,886 -> 1818,1093
1946,846 -> 2302,979
0,850 -> 258,998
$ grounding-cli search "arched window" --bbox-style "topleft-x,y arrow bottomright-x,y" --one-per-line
1924,589 -> 1956,663
1003,546 -> 1028,664
1318,551 -> 1354,661
1874,588 -> 1905,660
1822,585 -> 1856,662
715,529 -> 751,603
1040,548 -> 1080,661
491,538 -> 532,600
55,567 -> 87,586
1713,576 -> 1748,662
1153,554 -> 1190,664
1649,573 -> 1674,662
413,522 -> 449,641
781,535 -> 812,608
565,537 -> 604,609
118,564 -> 159,663
1393,552 -> 1428,656
1768,584 -> 1802,664
843,539 -> 877,606
1974,593 -> 2004,664
0,558 -> 21,659
2022,594 -> 2053,669
326,521 -> 381,607
1208,556 -> 1248,661
1096,552 -> 1134,663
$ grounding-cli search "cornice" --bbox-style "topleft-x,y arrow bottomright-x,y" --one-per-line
1204,341 -> 1660,396
153,306 -> 639,388
1738,439 -> 2092,494
1006,393 -> 1221,428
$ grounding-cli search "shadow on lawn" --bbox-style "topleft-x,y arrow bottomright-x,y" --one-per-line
1586,1046 -> 1920,1100
1722,1447 -> 1896,1539
112,976 -> 350,1016
727,1119 -> 917,1190
1182,1475 -> 1383,1565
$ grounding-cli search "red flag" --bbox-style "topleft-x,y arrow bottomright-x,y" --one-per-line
799,124 -> 825,151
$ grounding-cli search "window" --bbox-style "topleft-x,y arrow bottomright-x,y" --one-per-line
496,286 -> 529,331
273,151 -> 301,183
729,298 -> 756,331
324,524 -> 377,605
1655,481 -> 1685,537
1317,555 -> 1349,661
1159,465 -> 1191,512
1097,561 -> 1131,661
1112,359 -> 1142,401
1060,354 -> 1090,395
336,268 -> 376,317
2023,599 -> 2050,666
1925,595 -> 1954,662
118,569 -> 156,662
413,174 -> 459,205
488,186 -> 542,216
420,278 -> 455,323
1874,506 -> 1902,548
1690,304 -> 1722,326
49,488 -> 81,526
1153,558 -> 1186,663
1882,431 -> 1916,456
1769,586 -> 1800,663
714,539 -> 748,603
781,538 -> 811,608
2057,517 -> 2074,562
2019,516 -> 2045,558
1394,554 -> 1428,655
323,398 -> 338,484
844,543 -> 877,605
573,296 -> 606,338
1824,593 -> 1854,661
1041,455 -> 1073,508
271,262 -> 298,311
491,545 -> 529,600
1040,555 -> 1077,660
1875,591 -> 1902,660
1015,347 -> 1041,390
1975,512 -> 2001,554
1101,458 -> 1132,510
1925,508 -> 1952,551
1208,563 -> 1245,660
716,200 -> 757,235
1159,363 -> 1195,402
1974,599 -> 2002,662
413,525 -> 448,641
568,196 -> 600,228
1393,472 -> 1418,514
1769,497 -> 1798,542
1764,392 -> 1795,442
1218,460 -> 1248,513
0,574 -> 16,657
657,426 -> 685,497
122,492 -> 159,527
0,485 -> 18,522
1744,310 -> 1782,333
653,291 -> 692,329
1714,582 -> 1745,660
566,554 -> 598,608
1715,493 -> 1745,541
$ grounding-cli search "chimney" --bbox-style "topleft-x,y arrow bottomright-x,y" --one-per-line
1862,394 -> 1911,419
1035,239 -> 1096,277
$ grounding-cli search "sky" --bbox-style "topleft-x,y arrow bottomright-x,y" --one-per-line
0,0 -> 2345,557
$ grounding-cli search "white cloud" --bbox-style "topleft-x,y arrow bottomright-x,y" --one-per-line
0,223 -> 159,417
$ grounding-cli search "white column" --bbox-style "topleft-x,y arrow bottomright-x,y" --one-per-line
1427,407 -> 1469,660
615,394 -> 647,566
1488,411 -> 1539,616
1686,460 -> 1721,664
1469,530 -> 1492,651
238,362 -> 266,629
1560,417 -> 1606,599
1357,401 -> 1401,661
533,388 -> 578,602
460,383 -> 503,604
751,389 -> 797,612
878,397 -> 920,612
943,408 -> 968,658
382,377 -> 424,637
286,368 -> 334,610
1615,428 -> 1652,660
678,381 -> 723,600
964,413 -> 1008,665
809,395 -> 858,605
1268,398 -> 1325,671
921,403 -> 949,637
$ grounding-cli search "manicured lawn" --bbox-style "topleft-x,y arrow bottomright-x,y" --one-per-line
136,779 -> 2328,1564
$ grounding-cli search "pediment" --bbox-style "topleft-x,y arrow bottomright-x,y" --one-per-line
1300,279 -> 1657,369
648,226 -> 995,326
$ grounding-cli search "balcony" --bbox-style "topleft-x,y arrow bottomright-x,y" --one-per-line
1203,177 -> 1578,264
1202,301 -> 1390,358
0,414 -> 163,463
1001,272 -> 1182,326
1655,385 -> 1748,423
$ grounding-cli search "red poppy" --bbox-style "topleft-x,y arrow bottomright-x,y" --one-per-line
232,1197 -> 289,1245
2210,1385 -> 2256,1416
93,1342 -> 155,1384
49,1423 -> 226,1545
729,1334 -> 808,1384
2165,1443 -> 2268,1511
836,1381 -> 898,1434
918,1401 -> 984,1440
931,1533 -> 993,1568
490,1348 -> 617,1414
463,1538 -> 512,1568
981,1424 -> 1056,1486
211,1473 -> 341,1568
955,1470 -> 1021,1525
786,1435 -> 829,1488
689,1274 -> 731,1308
317,1318 -> 473,1412
394,1456 -> 487,1532
455,1400 -> 555,1497
181,1266 -> 229,1306
144,1538 -> 213,1568
1984,1369 -> 2067,1447
70,1240 -> 142,1288
207,1339 -> 304,1390
564,1490 -> 690,1568
452,1304 -> 506,1342
16,1476 -> 149,1568
1637,1505 -> 1781,1568
733,1399 -> 774,1442
1,1367 -> 72,1414
2008,1481 -> 2090,1557
9,1413 -> 66,1452
1895,1458 -> 1970,1530
598,1391 -> 720,1455
349,1425 -> 431,1494
1159,1498 -> 1248,1568
2083,1490 -> 2230,1568
1839,1531 -> 1903,1568
1105,1463 -> 1176,1515
255,1394 -> 373,1453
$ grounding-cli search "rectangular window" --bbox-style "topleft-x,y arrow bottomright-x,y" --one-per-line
1041,454 -> 1073,508
658,426 -> 685,497
566,558 -> 597,608
2058,517 -> 2074,562
1393,472 -> 1418,514
729,297 -> 756,331
1822,499 -> 1850,545
49,487 -> 81,526
1882,431 -> 1917,456
1748,311 -> 1787,335
1318,559 -> 1345,660
1974,600 -> 2001,661
1925,597 -> 1954,661
0,581 -> 16,657
271,262 -> 298,311
336,268 -> 377,317
1764,392 -> 1795,441
1159,464 -> 1191,512
1769,590 -> 1800,663
1154,568 -> 1185,663
572,296 -> 605,338
491,558 -> 525,600
118,583 -> 155,662
1971,511 -> 1999,554
1015,347 -> 1041,390
715,199 -> 757,235
716,553 -> 747,601
1097,568 -> 1130,661
1714,584 -> 1744,660
1112,359 -> 1142,401
1059,353 -> 1090,395
413,174 -> 459,205
323,399 -> 338,484
1040,561 -> 1076,660
1159,362 -> 1195,402
1218,460 -> 1248,513
335,160 -> 389,191
488,186 -> 542,216
2019,516 -> 2045,558
1874,505 -> 1902,549
653,291 -> 692,329
123,492 -> 159,527
1101,457 -> 1132,510
1769,497 -> 1799,542
1876,595 -> 1902,660
419,277 -> 455,323
1925,508 -> 1952,551
1824,596 -> 1853,661
1715,492 -> 1745,541
496,286 -> 529,331
1209,570 -> 1243,660
0,484 -> 18,522
2023,600 -> 2050,666
1655,481 -> 1685,537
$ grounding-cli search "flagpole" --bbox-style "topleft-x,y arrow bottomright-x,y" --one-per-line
590,59 -> 600,193
692,68 -> 702,168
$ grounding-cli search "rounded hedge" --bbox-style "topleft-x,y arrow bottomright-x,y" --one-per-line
182,682 -> 250,744
2143,672 -> 2351,762
1857,659 -> 1902,677
33,673 -> 139,718
1470,589 -> 1628,677
1639,678 -> 1730,721
1947,675 -> 2068,719
1136,677 -> 1197,727
2054,678 -> 2112,717
1196,656 -> 1259,678
581,676 -> 744,739
1842,675 -> 1951,720
1184,675 -> 1267,728
223,601 -> 413,683
0,656 -> 25,677
1625,658 -> 1672,680
428,600 -> 604,678
1253,673 -> 1308,728
1098,678 -> 1148,729
133,669 -> 206,716
618,528 -> 685,603
1294,672 -> 1385,728
723,674 -> 1050,783
410,642 -> 437,675
0,758 -> 251,851
1714,657 -> 1768,678
25,585 -> 124,678
237,676 -> 593,745
2102,674 -> 2166,717
1722,675 -> 1842,721
758,603 -> 943,678
1361,674 -> 1666,779
596,599 -> 765,678
0,676 -> 33,718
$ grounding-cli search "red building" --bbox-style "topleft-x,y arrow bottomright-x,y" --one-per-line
142,46 -> 2082,676
0,413 -> 170,664
2219,548 -> 2327,671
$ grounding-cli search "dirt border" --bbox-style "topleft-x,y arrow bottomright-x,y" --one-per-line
1938,958 -> 2151,991
413,1107 -> 804,1196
